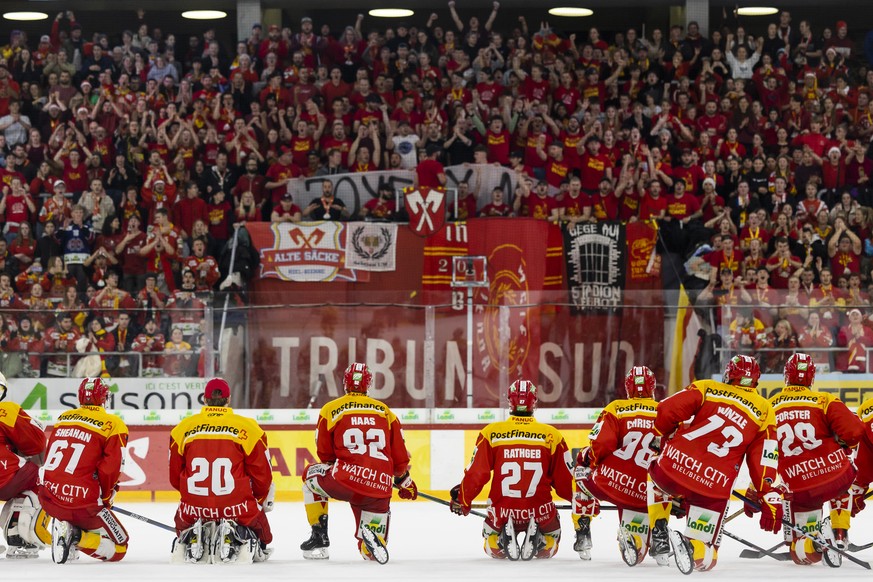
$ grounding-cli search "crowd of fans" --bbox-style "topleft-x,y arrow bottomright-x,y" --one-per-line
0,6 -> 871,377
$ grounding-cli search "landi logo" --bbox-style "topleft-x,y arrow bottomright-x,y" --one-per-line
437,410 -> 455,421
478,410 -> 496,421
552,410 -> 570,420
293,411 -> 311,422
401,411 -> 420,421
690,513 -> 715,534
38,412 -> 53,423
143,411 -> 161,422
257,411 -> 275,421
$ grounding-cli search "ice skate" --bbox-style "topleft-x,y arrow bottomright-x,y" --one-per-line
498,520 -> 520,561
301,515 -> 330,560
360,524 -> 389,564
574,516 -> 592,560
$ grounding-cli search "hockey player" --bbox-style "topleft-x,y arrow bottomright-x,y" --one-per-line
766,353 -> 864,565
647,354 -> 779,572
574,366 -> 659,565
0,372 -> 51,559
301,363 -> 417,564
169,378 -> 274,563
449,380 -> 574,560
39,377 -> 130,564
830,395 -> 873,548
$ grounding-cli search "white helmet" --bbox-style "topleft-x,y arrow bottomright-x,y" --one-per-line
0,371 -> 7,401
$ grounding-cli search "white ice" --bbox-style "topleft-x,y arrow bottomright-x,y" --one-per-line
3,500 -> 873,580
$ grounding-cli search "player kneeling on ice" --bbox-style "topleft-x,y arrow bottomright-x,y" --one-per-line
449,380 -> 573,560
0,372 -> 52,559
38,378 -> 130,564
169,378 -> 274,564
763,353 -> 864,565
838,396 -> 873,548
574,366 -> 659,565
647,355 -> 779,573
300,363 -> 417,565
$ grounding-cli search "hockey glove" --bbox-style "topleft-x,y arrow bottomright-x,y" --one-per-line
573,492 -> 600,518
743,485 -> 761,518
394,471 -> 418,500
758,489 -> 784,534
849,483 -> 868,517
449,484 -> 470,516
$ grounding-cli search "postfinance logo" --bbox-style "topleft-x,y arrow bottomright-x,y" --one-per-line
625,515 -> 649,535
690,513 -> 716,534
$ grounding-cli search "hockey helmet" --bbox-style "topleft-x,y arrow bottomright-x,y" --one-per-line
0,371 -> 6,401
624,366 -> 656,399
723,355 -> 761,388
343,363 -> 372,395
508,380 -> 537,414
784,353 -> 815,387
78,377 -> 109,406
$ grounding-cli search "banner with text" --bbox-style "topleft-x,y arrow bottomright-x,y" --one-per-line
6,377 -> 207,412
344,222 -> 398,271
248,222 -> 368,283
564,222 -> 626,312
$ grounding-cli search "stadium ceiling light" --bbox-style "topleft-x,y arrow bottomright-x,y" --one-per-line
3,11 -> 48,21
369,9 -> 415,18
548,7 -> 594,17
736,6 -> 779,16
181,10 -> 228,20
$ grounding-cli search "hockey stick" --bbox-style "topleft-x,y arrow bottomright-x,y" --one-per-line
739,488 -> 873,559
722,529 -> 790,561
403,488 -> 487,519
113,506 -> 176,534
733,490 -> 871,570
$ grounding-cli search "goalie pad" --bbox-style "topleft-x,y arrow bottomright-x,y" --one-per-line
1,491 -> 51,549
683,502 -> 727,546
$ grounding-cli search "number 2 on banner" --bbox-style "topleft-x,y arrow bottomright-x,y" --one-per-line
681,415 -> 743,458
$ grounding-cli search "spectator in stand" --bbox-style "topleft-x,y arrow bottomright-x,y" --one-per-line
174,181 -> 209,242
183,238 -> 220,292
163,326 -> 192,377
132,317 -> 165,377
798,311 -> 835,371
829,219 -> 863,277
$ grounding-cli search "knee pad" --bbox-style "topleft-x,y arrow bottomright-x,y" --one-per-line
689,539 -> 718,571
619,509 -> 650,562
536,528 -> 560,559
358,510 -> 389,543
302,463 -> 331,501
684,503 -> 727,547
790,536 -> 822,565
1,491 -> 51,548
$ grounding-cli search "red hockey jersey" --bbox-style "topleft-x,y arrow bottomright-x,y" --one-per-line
588,397 -> 658,509
39,405 -> 128,510
0,402 -> 46,492
169,406 -> 272,523
653,379 -> 777,498
770,386 -> 863,495
315,393 -> 411,498
455,415 -> 573,526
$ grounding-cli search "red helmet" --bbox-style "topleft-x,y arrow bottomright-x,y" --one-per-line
508,380 -> 537,414
343,363 -> 372,394
784,353 -> 816,387
78,377 -> 109,406
625,366 -> 656,399
723,355 -> 761,388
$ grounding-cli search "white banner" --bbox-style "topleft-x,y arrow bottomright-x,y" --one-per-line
6,377 -> 207,411
291,165 -> 519,215
344,222 -> 398,271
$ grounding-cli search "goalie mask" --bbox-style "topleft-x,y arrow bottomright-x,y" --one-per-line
78,377 -> 109,406
624,366 -> 656,399
343,363 -> 372,395
784,353 -> 815,387
723,355 -> 761,388
508,380 -> 537,414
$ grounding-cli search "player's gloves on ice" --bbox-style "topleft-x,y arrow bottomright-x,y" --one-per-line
394,471 -> 418,500
449,485 -> 470,516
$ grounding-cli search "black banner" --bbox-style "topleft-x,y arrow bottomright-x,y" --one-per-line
563,222 -> 626,312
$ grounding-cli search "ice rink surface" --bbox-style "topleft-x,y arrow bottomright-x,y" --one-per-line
4,500 -> 873,580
